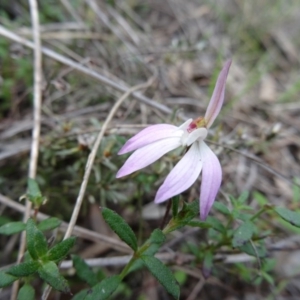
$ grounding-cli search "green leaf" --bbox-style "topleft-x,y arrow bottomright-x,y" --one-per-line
0,221 -> 26,235
0,271 -> 17,288
166,200 -> 199,232
38,261 -> 70,293
27,178 -> 42,199
37,217 -> 61,231
148,229 -> 165,245
71,289 -> 89,300
84,275 -> 121,300
229,195 -> 237,206
0,215 -> 11,226
143,229 -> 166,256
174,270 -> 187,285
141,255 -> 179,300
7,261 -> 40,277
47,237 -> 76,262
274,207 -> 300,227
72,255 -> 98,287
26,218 -> 48,260
238,241 -> 267,258
27,178 -> 45,207
102,207 -> 137,251
213,202 -> 230,215
253,191 -> 268,206
202,251 -> 213,279
261,271 -> 274,285
206,217 -> 226,233
232,221 -> 255,248
17,284 -> 35,300
237,191 -> 249,204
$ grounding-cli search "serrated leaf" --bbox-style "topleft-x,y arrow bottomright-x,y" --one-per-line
71,288 -> 89,300
7,261 -> 40,277
38,261 -> 70,293
0,221 -> 26,235
26,218 -> 48,260
72,255 -> 98,287
0,271 -> 17,287
148,229 -> 165,245
232,221 -> 255,247
102,207 -> 137,251
274,207 -> 300,227
47,237 -> 76,262
238,241 -> 267,258
206,217 -> 226,233
84,275 -> 121,300
142,229 -> 166,257
17,284 -> 35,300
213,202 -> 230,215
141,255 -> 179,300
37,217 -> 61,231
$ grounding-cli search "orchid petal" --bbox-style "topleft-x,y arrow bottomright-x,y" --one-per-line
155,142 -> 202,203
118,124 -> 179,155
204,60 -> 231,128
116,137 -> 181,178
185,128 -> 207,146
199,142 -> 222,220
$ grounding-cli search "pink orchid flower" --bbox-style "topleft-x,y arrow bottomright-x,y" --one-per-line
116,60 -> 231,220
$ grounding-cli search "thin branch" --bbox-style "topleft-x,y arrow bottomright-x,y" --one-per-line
27,0 -> 42,216
11,1 -> 42,299
186,279 -> 205,300
0,25 -> 174,116
60,252 -> 194,269
41,77 -> 156,300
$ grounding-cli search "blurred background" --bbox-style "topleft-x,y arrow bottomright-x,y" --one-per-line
0,0 -> 300,299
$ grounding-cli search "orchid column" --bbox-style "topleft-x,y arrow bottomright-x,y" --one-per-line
117,60 -> 231,220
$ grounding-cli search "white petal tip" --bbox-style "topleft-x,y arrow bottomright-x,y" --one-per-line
200,213 -> 208,221
154,195 -> 167,204
115,173 -> 122,179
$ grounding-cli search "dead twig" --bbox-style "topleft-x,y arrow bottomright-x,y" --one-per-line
0,25 -> 174,116
11,0 -> 42,299
60,252 -> 194,269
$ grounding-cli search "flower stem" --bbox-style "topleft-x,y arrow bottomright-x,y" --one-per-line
160,199 -> 172,230
250,206 -> 270,221
119,255 -> 136,280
